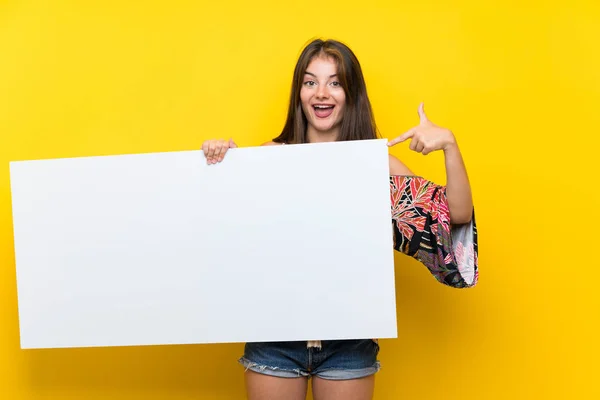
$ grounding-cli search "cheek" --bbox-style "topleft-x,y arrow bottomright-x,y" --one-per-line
334,91 -> 346,107
299,90 -> 312,113
300,88 -> 311,104
335,93 -> 346,117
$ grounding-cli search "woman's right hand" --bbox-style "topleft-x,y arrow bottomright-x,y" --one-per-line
201,138 -> 237,164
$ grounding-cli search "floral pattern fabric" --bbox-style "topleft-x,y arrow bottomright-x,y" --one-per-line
390,175 -> 478,288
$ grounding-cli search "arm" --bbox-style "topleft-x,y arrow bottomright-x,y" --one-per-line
388,102 -> 473,224
389,154 -> 414,176
443,142 -> 473,224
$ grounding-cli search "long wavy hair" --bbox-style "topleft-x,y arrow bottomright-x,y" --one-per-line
272,38 -> 379,144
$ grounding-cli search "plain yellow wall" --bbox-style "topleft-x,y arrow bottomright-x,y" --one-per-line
1,0 -> 598,399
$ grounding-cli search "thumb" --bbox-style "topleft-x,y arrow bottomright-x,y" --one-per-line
418,102 -> 428,124
229,138 -> 237,148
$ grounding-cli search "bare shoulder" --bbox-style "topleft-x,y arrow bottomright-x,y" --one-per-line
389,154 -> 414,176
261,141 -> 284,146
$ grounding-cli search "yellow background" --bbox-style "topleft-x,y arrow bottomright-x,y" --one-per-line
1,0 -> 598,399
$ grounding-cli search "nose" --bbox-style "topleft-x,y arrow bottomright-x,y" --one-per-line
316,84 -> 329,99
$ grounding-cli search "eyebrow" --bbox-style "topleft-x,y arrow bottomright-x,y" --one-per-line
304,72 -> 338,78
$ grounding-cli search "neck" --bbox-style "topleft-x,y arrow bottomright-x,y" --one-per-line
306,126 -> 339,143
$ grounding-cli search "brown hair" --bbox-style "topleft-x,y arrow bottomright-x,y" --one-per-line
272,38 -> 379,144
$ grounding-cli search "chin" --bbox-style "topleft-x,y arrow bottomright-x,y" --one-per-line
311,119 -> 337,132
315,124 -> 335,132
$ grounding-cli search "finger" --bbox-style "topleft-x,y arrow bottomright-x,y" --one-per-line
216,141 -> 229,162
418,102 -> 429,125
218,139 -> 235,161
212,144 -> 223,162
387,129 -> 415,146
415,142 -> 425,153
203,141 -> 213,164
207,142 -> 217,163
409,138 -> 420,152
422,146 -> 433,155
202,141 -> 209,159
216,144 -> 228,162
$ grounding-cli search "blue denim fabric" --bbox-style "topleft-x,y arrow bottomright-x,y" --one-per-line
238,339 -> 380,380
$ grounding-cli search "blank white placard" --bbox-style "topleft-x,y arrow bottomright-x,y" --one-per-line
9,139 -> 397,349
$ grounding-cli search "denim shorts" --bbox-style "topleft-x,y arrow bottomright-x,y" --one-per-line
238,339 -> 380,380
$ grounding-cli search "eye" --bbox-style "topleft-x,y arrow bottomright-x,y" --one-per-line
303,80 -> 316,87
330,81 -> 341,87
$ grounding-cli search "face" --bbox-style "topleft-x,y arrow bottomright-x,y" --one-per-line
300,55 -> 346,141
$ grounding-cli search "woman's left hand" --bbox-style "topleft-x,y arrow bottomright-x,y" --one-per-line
387,103 -> 456,155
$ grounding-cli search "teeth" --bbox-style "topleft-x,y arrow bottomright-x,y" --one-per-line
314,105 -> 333,109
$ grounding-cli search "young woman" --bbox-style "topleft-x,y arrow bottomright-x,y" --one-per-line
201,38 -> 477,400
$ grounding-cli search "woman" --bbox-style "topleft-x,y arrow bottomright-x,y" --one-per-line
201,38 -> 476,400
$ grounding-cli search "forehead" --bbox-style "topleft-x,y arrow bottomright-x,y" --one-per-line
305,55 -> 338,75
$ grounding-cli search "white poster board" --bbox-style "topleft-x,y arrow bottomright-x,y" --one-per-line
9,139 -> 397,349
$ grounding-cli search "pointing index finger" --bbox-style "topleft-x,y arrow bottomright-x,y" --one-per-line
387,129 -> 415,146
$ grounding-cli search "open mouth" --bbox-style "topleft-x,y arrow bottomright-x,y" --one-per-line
313,104 -> 335,118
